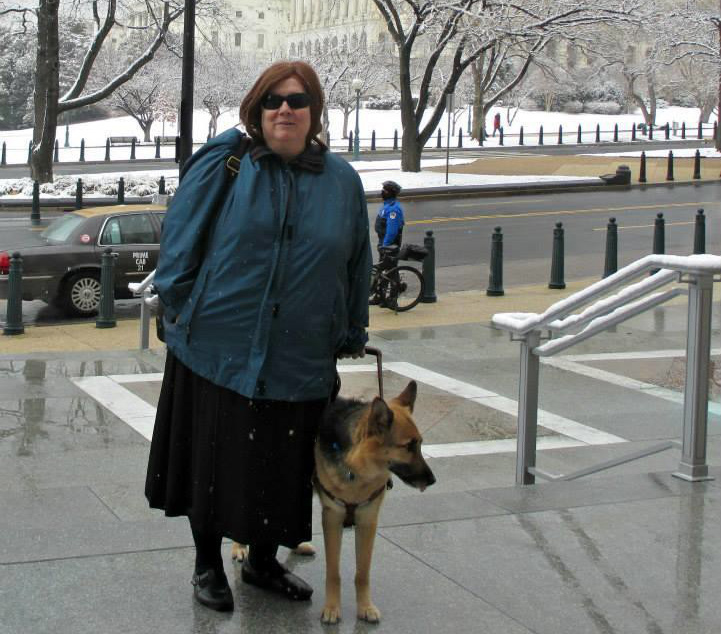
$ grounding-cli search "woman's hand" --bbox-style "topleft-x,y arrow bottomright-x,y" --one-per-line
337,349 -> 365,360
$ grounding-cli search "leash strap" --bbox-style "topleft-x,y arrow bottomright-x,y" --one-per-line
364,346 -> 383,401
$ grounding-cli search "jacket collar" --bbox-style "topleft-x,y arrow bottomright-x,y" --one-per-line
250,142 -> 326,173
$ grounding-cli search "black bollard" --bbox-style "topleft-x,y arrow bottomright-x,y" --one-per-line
632,124 -> 637,141
174,136 -> 180,163
371,130 -> 376,151
31,181 -> 40,226
348,131 -> 353,153
714,121 -> 718,142
75,179 -> 83,210
499,127 -> 504,146
549,222 -> 566,289
1,141 -> 5,165
421,230 -> 437,303
664,123 -> 670,140
651,213 -> 665,274
649,124 -> 654,140
577,124 -> 582,144
3,252 -> 24,336
694,209 -> 705,254
519,126 -> 524,145
54,139 -> 59,162
486,227 -> 504,296
96,248 -> 117,329
539,125 -> 544,145
159,175 -> 166,195
155,137 -> 161,159
64,124 -> 70,148
27,141 -> 32,164
326,131 -> 331,146
666,151 -> 674,181
437,128 -> 442,148
117,177 -> 125,204
393,129 -> 398,150
639,151 -> 647,183
558,125 -> 563,145
697,121 -> 703,139
458,128 -> 463,148
693,149 -> 701,180
682,122 -> 686,139
603,218 -> 618,278
105,139 -> 110,161
595,123 -> 600,143
79,139 -> 85,161
130,138 -> 136,160
613,123 -> 618,142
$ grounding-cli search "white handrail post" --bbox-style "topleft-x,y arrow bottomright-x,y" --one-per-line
517,330 -> 541,485
674,272 -> 714,481
139,287 -> 152,350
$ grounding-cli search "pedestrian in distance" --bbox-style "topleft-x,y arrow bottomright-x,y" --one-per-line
370,180 -> 404,307
493,112 -> 501,137
145,60 -> 372,612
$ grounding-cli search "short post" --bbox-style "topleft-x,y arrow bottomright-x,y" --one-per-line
665,123 -> 670,140
649,124 -> 654,140
692,150 -> 701,180
155,137 -> 161,159
457,128 -> 463,148
27,141 -> 32,164
639,151 -> 647,183
499,126 -> 504,146
130,138 -> 136,160
105,139 -> 110,161
577,124 -> 582,144
673,271 -> 714,482
3,252 -> 24,336
158,175 -> 166,195
595,123 -> 600,143
682,121 -> 686,139
393,129 -> 398,150
613,123 -> 619,142
436,128 -> 442,148
538,125 -> 544,145
1,141 -> 5,165
693,209 -> 705,254
370,130 -> 376,151
348,131 -> 353,153
557,125 -> 563,145
516,329 -> 541,485
714,121 -> 718,141
31,181 -> 41,226
118,177 -> 125,204
421,230 -> 437,303
64,124 -> 70,148
519,126 -> 524,145
486,227 -> 504,296
697,121 -> 703,139
96,248 -> 117,329
79,139 -> 85,162
54,139 -> 59,162
75,178 -> 83,210
651,213 -> 665,274
174,136 -> 180,163
631,124 -> 637,141
666,151 -> 674,181
548,222 -> 565,289
603,217 -> 618,278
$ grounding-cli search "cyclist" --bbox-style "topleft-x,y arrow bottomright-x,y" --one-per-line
370,180 -> 404,306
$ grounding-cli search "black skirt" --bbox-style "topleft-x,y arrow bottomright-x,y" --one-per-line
145,351 -> 326,549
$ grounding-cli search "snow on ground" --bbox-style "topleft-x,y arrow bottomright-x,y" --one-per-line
583,147 -> 721,158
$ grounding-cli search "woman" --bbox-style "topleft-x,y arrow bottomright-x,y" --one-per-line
145,61 -> 371,612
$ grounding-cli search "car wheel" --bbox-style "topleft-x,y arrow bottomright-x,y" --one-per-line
62,271 -> 102,317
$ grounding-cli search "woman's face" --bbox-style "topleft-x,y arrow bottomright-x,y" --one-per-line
260,76 -> 312,161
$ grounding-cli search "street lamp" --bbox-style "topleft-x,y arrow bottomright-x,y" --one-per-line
352,77 -> 362,161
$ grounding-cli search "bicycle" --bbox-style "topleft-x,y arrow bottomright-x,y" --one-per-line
369,244 -> 426,312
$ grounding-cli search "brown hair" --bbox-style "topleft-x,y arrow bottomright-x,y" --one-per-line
239,60 -> 326,148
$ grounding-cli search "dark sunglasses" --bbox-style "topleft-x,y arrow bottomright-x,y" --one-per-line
261,92 -> 311,110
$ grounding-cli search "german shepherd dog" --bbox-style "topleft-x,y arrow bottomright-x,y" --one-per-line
231,380 -> 435,623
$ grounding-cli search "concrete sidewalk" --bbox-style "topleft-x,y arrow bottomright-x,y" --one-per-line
1,280 -> 720,633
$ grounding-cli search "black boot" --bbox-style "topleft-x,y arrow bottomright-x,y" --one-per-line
192,568 -> 234,611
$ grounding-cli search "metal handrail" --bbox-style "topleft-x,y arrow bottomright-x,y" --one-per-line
129,270 -> 157,350
493,253 -> 721,486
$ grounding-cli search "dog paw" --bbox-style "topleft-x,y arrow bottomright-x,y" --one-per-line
292,542 -> 316,557
320,605 -> 342,625
230,542 -> 248,562
357,603 -> 381,623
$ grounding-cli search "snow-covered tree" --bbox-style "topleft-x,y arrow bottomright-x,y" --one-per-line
0,23 -> 35,128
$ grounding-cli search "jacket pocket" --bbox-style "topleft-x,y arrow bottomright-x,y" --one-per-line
175,266 -> 211,339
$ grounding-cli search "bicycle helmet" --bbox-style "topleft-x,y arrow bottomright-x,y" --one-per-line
381,180 -> 402,198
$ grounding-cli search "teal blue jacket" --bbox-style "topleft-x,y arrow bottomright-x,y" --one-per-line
155,128 -> 371,401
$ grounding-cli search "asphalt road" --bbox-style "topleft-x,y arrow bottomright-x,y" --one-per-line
2,180 -> 720,324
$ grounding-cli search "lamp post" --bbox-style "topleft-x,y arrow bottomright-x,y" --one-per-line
178,0 -> 196,178
352,77 -> 362,161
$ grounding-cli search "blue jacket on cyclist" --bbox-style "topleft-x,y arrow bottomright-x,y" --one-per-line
375,180 -> 404,248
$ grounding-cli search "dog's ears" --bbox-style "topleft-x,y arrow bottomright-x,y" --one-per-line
395,380 -> 417,413
367,397 -> 393,437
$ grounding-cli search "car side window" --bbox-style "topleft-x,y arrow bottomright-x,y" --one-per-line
101,214 -> 155,245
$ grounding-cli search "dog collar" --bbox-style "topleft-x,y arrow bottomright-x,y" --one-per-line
313,474 -> 392,528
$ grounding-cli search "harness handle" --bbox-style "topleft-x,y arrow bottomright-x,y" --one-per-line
364,346 -> 383,401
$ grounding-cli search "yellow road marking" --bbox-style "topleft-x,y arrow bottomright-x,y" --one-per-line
592,220 -> 695,231
406,201 -> 717,226
452,198 -> 544,207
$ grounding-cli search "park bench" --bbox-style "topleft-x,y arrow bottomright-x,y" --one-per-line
154,136 -> 176,144
108,136 -> 138,145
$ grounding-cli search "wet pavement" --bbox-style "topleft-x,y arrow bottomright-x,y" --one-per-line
1,300 -> 720,634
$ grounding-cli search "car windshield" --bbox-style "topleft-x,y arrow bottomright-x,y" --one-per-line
40,214 -> 86,243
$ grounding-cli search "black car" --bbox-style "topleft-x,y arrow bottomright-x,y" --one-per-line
0,204 -> 165,316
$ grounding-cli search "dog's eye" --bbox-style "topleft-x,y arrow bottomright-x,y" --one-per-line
399,440 -> 418,452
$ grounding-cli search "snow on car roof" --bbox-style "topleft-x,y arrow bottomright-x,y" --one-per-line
73,204 -> 166,218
